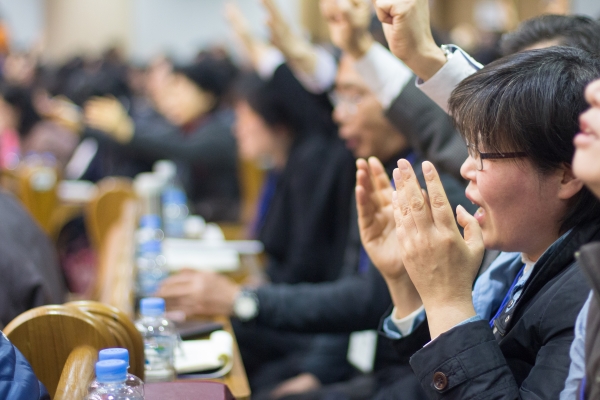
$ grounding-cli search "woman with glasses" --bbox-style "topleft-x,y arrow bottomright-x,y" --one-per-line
356,47 -> 600,399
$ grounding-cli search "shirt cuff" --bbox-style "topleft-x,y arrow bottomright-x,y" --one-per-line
290,46 -> 337,94
353,42 -> 413,109
382,305 -> 426,339
416,45 -> 483,113
256,48 -> 285,80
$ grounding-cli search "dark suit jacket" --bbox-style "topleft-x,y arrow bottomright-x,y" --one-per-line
386,81 -> 468,182
86,109 -> 240,222
0,191 -> 66,328
260,134 -> 356,284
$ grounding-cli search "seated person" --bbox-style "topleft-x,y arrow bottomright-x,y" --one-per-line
158,51 -> 473,399
0,190 -> 66,328
161,67 -> 357,393
572,78 -> 600,400
357,46 -> 600,399
367,2 -> 600,397
84,55 -> 240,221
0,330 -> 49,399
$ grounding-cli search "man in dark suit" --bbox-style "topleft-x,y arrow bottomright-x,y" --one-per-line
0,190 -> 66,328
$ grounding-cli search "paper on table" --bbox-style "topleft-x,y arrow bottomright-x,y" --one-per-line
175,330 -> 234,378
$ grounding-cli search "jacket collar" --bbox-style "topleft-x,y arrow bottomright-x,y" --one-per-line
578,241 -> 600,295
517,221 -> 600,311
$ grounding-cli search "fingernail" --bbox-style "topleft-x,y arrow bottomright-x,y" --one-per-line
393,168 -> 400,181
422,161 -> 433,175
398,159 -> 409,171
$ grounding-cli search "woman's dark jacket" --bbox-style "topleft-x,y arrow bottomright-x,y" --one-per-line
401,221 -> 600,399
259,134 -> 356,284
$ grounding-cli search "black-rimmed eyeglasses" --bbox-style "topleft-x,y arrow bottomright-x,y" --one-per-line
466,143 -> 527,171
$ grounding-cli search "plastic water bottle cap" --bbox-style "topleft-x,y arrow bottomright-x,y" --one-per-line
95,359 -> 127,383
140,239 -> 162,254
99,348 -> 130,365
140,297 -> 166,316
162,188 -> 186,204
154,160 -> 177,179
134,173 -> 163,196
140,214 -> 162,229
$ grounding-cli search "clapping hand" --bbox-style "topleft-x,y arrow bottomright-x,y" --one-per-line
391,159 -> 484,338
355,157 -> 422,318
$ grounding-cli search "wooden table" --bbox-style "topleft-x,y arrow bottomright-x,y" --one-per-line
94,200 -> 252,399
198,317 -> 251,400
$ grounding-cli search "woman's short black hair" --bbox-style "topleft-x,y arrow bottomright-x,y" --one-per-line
501,14 -> 600,56
233,69 -> 322,137
0,84 -> 41,138
174,55 -> 238,101
449,46 -> 600,232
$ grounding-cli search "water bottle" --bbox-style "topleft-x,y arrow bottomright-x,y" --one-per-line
86,360 -> 143,400
136,215 -> 167,297
135,298 -> 177,383
161,187 -> 189,238
88,349 -> 144,396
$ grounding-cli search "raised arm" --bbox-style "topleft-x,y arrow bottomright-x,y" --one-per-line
262,0 -> 337,93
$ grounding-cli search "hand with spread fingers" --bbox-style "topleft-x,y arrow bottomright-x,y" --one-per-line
371,0 -> 446,81
391,159 -> 485,339
84,96 -> 134,143
261,0 -> 318,75
355,157 -> 422,318
155,269 -> 240,317
319,0 -> 373,59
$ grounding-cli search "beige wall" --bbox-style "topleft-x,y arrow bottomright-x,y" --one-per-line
44,0 -> 132,62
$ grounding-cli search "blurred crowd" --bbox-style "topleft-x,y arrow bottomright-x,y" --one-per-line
1,0 -> 600,399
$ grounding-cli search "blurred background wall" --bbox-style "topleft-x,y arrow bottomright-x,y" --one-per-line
0,0 -> 598,63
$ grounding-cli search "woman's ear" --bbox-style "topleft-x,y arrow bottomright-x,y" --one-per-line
558,163 -> 585,200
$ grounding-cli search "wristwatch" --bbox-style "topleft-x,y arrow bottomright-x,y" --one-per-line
233,288 -> 259,322
440,44 -> 455,61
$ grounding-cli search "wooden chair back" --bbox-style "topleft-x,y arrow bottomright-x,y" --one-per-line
92,199 -> 138,316
3,305 -> 117,399
0,163 -> 59,233
238,159 -> 265,226
86,177 -> 136,250
66,300 -> 144,380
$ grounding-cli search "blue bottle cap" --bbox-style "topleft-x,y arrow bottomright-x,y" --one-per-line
162,188 -> 186,204
140,297 -> 166,316
99,348 -> 129,365
95,359 -> 127,383
140,239 -> 162,254
139,214 -> 162,229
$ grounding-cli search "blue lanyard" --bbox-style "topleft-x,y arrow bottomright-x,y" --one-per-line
489,264 -> 526,328
251,171 -> 280,238
580,377 -> 586,400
